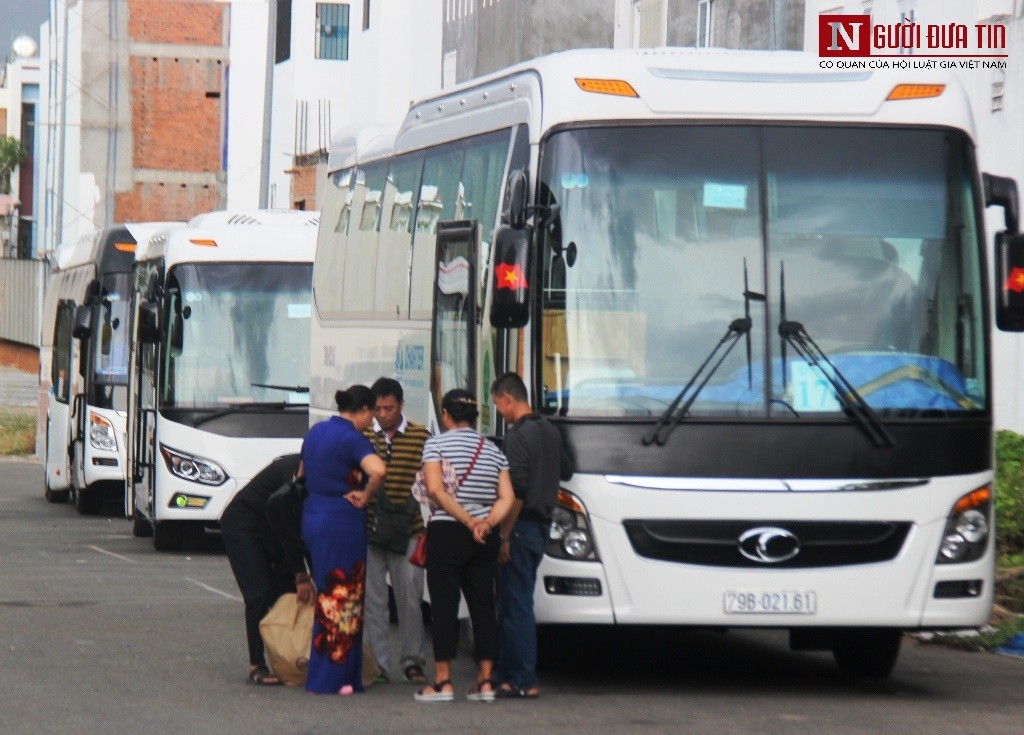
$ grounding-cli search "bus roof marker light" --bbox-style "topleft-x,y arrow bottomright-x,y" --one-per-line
886,84 -> 945,101
575,78 -> 639,98
189,238 -> 218,247
113,242 -> 136,252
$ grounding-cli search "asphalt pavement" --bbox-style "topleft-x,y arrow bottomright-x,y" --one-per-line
1,457 -> 1022,735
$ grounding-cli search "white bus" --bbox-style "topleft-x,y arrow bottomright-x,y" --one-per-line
41,223 -> 175,514
310,48 -> 1024,677
126,210 -> 318,550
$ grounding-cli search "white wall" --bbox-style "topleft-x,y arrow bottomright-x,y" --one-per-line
35,0 -> 89,256
266,0 -> 442,209
225,0 -> 271,210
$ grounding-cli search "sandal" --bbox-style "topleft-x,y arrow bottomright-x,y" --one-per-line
247,666 -> 282,686
414,679 -> 454,702
467,678 -> 497,702
403,664 -> 427,684
494,683 -> 540,699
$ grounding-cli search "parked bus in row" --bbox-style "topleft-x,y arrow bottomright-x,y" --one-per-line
41,223 -> 175,514
126,210 -> 318,550
309,48 -> 1024,677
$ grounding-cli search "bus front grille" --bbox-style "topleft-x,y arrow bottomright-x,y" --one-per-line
622,519 -> 913,568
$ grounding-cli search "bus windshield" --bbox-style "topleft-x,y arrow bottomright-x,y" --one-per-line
160,263 -> 313,408
539,125 -> 986,419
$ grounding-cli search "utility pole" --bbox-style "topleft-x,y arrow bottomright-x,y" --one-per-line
259,0 -> 277,208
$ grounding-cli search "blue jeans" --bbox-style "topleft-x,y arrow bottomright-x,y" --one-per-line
496,519 -> 547,689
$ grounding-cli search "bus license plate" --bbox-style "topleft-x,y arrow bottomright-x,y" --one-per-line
724,590 -> 817,615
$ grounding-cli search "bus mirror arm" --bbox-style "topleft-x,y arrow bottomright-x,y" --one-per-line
983,172 -> 1019,234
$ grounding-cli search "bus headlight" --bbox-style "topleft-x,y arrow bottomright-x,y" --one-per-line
546,490 -> 599,561
89,413 -> 117,451
159,444 -> 228,486
936,486 -> 991,564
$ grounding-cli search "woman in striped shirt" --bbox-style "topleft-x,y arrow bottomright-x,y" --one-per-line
414,389 -> 514,703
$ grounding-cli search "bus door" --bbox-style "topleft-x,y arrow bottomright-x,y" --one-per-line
127,279 -> 160,526
430,220 -> 480,421
45,300 -> 76,494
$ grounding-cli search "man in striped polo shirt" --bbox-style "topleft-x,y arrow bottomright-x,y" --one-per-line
364,377 -> 431,685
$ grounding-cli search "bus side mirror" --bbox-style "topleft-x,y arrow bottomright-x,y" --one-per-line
139,301 -> 160,343
984,172 -> 1019,234
995,231 -> 1024,332
72,304 -> 92,340
506,170 -> 528,230
489,225 -> 531,328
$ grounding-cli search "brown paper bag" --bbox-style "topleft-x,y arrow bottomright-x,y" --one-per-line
259,592 -> 313,686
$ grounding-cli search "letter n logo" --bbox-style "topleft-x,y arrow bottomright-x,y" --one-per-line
818,14 -> 870,57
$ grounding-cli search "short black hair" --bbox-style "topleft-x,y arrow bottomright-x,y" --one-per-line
490,372 -> 528,402
371,377 -> 403,402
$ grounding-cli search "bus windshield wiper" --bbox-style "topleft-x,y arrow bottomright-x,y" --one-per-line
776,262 -> 892,448
251,382 -> 310,393
192,401 -> 307,428
777,320 -> 894,448
644,263 -> 762,447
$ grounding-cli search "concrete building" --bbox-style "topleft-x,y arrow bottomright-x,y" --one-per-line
268,0 -> 442,210
35,0 -> 233,256
441,0 -> 805,85
0,43 -> 41,258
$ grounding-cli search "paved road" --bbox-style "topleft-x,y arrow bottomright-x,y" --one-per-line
1,458 -> 1022,735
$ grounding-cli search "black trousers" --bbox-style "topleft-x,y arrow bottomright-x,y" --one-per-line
220,519 -> 293,666
425,520 -> 500,663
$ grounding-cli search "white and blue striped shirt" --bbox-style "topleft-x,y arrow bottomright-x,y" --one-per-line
422,428 -> 507,522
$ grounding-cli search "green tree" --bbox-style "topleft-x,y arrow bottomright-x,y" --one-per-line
0,135 -> 28,195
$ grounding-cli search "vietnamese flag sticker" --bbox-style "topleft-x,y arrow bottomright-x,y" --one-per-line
1005,267 -> 1024,293
496,262 -> 528,291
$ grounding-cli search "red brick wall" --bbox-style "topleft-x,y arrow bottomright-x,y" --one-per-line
291,164 -> 319,211
0,339 -> 40,373
129,55 -> 224,173
128,0 -> 224,45
117,0 -> 227,223
115,181 -> 222,223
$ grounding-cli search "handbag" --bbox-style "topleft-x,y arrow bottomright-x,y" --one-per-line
266,476 -> 307,557
410,437 -> 486,512
368,490 -> 419,554
408,437 -> 487,568
408,532 -> 428,568
259,592 -> 313,686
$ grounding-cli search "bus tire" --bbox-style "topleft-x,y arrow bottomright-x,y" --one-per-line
132,510 -> 154,538
153,521 -> 184,551
44,479 -> 70,504
832,628 -> 902,678
75,487 -> 103,515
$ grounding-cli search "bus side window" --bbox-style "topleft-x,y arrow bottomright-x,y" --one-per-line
313,168 -> 352,319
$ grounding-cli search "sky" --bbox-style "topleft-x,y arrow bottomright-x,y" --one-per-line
1,0 -> 49,63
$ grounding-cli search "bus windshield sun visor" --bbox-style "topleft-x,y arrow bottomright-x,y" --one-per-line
191,401 -> 308,429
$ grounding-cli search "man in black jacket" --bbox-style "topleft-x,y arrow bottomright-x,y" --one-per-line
220,453 -> 311,685
491,372 -> 574,699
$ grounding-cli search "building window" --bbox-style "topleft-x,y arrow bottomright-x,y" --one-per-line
276,0 -> 292,63
697,0 -> 713,48
316,3 -> 350,60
